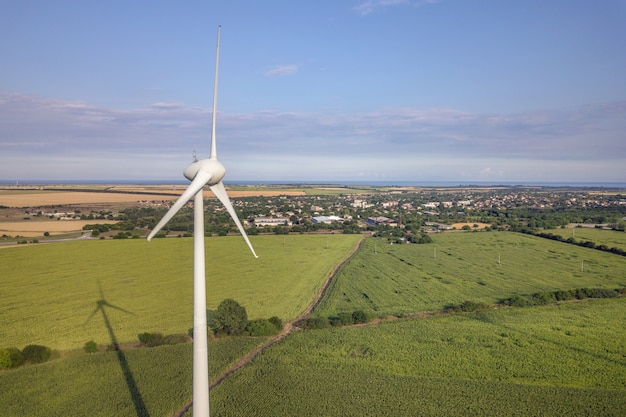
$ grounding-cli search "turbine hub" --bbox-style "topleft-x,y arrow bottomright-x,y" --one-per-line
183,158 -> 225,185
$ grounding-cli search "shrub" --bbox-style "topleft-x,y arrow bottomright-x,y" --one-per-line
83,340 -> 98,353
448,300 -> 489,313
7,347 -> 25,367
0,349 -> 11,369
268,316 -> 283,331
22,345 -> 52,364
507,294 -> 535,307
554,289 -> 575,301
338,312 -> 355,326
246,319 -> 280,336
352,310 -> 372,324
531,291 -> 556,305
138,332 -> 164,347
295,317 -> 330,330
588,288 -> 619,299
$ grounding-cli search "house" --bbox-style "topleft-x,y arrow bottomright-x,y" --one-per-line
252,217 -> 290,227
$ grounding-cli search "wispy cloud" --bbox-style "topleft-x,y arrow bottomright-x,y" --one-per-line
355,0 -> 439,16
0,92 -> 624,181
264,64 -> 299,77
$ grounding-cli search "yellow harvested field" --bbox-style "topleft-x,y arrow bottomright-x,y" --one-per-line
226,190 -> 305,197
451,222 -> 492,229
0,220 -> 118,237
0,189 -> 304,207
0,191 -> 179,207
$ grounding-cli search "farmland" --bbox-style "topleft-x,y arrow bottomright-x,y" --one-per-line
547,227 -> 626,252
314,231 -> 626,317
1,232 -> 625,416
0,234 -> 361,350
211,299 -> 626,417
0,337 -> 265,417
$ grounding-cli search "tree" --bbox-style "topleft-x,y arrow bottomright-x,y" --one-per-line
214,299 -> 248,335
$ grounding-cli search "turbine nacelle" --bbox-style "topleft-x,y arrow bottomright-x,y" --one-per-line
184,158 -> 225,185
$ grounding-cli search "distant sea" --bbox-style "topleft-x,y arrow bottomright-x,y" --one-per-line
1,179 -> 626,188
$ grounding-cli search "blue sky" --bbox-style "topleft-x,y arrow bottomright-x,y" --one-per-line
1,0 -> 625,183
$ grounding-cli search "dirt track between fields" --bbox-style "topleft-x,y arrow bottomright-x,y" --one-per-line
171,234 -> 367,417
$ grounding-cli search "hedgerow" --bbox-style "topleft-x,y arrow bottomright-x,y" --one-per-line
503,287 -> 621,307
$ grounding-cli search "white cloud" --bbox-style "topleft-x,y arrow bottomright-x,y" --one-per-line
264,65 -> 299,77
355,0 -> 439,16
0,92 -> 624,182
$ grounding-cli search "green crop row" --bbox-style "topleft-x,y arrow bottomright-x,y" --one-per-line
0,234 -> 361,350
210,298 -> 626,416
540,227 -> 626,252
314,231 -> 626,317
0,337 -> 266,417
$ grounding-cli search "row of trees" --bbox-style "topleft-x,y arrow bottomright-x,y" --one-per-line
522,230 -> 626,257
445,287 -> 625,313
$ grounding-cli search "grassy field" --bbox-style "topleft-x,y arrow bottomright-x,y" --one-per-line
211,299 -> 626,417
547,227 -> 626,251
0,337 -> 265,417
0,234 -> 361,350
3,231 -> 626,417
314,231 -> 626,317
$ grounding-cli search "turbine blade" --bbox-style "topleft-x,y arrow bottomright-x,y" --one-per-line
210,25 -> 220,160
147,170 -> 213,241
209,181 -> 258,258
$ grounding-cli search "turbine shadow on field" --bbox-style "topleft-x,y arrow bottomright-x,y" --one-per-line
85,283 -> 150,417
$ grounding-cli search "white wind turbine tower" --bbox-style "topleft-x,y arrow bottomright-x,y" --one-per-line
147,26 -> 258,417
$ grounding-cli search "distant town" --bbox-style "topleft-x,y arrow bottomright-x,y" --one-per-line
49,185 -> 626,242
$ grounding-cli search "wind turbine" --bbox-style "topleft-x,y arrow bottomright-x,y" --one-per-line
147,26 -> 258,417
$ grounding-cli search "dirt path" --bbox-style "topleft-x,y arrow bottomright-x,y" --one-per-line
171,234 -> 367,417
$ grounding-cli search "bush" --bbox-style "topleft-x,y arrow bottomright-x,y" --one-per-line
246,319 -> 280,336
84,340 -> 98,353
138,332 -> 164,347
22,345 -> 51,364
0,349 -> 11,369
531,291 -> 556,305
7,347 -> 25,368
507,294 -> 536,307
448,300 -> 489,313
352,310 -> 372,324
295,317 -> 330,330
554,289 -> 575,301
338,312 -> 355,326
268,316 -> 283,331
587,288 -> 619,299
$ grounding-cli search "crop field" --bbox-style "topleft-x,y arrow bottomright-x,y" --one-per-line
0,219 -> 118,237
3,230 -> 626,417
0,190 -> 179,208
314,231 -> 626,317
0,234 -> 361,350
211,299 -> 626,417
0,337 -> 265,417
547,227 -> 626,251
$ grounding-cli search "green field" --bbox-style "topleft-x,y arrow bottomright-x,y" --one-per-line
0,337 -> 265,417
314,231 -> 626,317
0,234 -> 361,350
3,231 -> 626,417
212,299 -> 626,417
548,227 -> 626,251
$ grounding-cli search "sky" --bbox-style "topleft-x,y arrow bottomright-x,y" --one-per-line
1,0 -> 625,184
